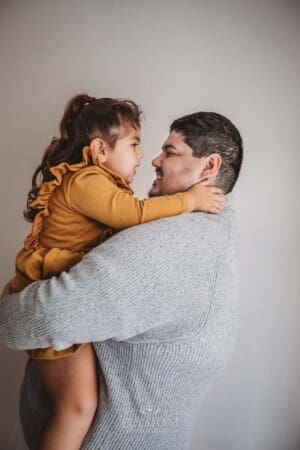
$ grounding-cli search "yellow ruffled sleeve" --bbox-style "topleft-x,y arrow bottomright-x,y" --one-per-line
67,169 -> 189,230
23,147 -> 93,250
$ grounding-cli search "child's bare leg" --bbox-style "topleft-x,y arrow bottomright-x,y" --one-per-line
35,343 -> 98,450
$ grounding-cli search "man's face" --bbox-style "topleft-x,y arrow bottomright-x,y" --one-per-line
149,131 -> 206,197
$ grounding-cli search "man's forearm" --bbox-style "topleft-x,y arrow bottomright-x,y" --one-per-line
0,221 -> 173,348
0,215 -> 219,350
0,258 -> 124,350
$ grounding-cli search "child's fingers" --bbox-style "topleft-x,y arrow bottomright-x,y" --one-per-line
209,207 -> 220,214
209,200 -> 224,214
209,187 -> 224,195
212,192 -> 226,204
214,203 -> 223,212
216,193 -> 227,203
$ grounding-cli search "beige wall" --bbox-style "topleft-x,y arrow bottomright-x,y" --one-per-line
0,1 -> 299,449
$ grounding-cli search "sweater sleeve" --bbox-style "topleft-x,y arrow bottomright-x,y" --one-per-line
0,216 -> 215,350
67,170 -> 189,229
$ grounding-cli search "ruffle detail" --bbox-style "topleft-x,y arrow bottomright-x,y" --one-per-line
24,146 -> 94,250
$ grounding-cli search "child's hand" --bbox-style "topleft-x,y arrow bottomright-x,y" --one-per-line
185,182 -> 226,214
0,281 -> 14,301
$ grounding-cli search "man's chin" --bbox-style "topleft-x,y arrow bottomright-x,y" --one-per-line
148,186 -> 161,197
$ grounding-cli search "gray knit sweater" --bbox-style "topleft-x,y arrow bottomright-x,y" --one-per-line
0,195 -> 239,450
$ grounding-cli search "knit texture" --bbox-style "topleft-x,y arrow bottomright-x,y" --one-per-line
0,195 -> 239,450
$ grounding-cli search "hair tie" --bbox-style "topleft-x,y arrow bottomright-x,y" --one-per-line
83,97 -> 96,107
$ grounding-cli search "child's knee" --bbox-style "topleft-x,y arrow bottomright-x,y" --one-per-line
54,394 -> 98,422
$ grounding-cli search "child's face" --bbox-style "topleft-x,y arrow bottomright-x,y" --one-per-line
104,127 -> 143,183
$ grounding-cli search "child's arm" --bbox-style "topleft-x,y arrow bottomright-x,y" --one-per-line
67,169 -> 225,229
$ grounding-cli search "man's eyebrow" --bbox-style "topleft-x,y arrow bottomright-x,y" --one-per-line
162,144 -> 177,151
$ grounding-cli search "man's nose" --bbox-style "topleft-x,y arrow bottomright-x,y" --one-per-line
152,152 -> 164,167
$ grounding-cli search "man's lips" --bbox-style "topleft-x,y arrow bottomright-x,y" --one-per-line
152,170 -> 163,186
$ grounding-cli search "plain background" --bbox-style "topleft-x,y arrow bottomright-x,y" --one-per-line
0,1 -> 299,449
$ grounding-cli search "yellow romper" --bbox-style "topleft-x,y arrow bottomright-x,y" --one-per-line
11,147 -> 189,360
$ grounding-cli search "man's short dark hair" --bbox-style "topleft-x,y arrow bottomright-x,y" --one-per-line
170,112 -> 243,193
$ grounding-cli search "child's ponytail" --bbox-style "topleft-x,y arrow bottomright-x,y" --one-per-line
24,94 -> 96,222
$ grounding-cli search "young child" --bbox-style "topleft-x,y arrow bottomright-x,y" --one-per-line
8,94 -> 225,450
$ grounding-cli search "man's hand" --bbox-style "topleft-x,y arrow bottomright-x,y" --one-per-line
1,281 -> 14,301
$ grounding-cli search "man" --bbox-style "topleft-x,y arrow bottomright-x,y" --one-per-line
0,111 -> 243,450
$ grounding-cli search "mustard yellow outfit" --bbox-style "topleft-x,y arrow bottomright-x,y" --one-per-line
11,147 -> 189,360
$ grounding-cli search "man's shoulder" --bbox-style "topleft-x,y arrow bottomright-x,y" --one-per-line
89,199 -> 237,259
128,199 -> 236,239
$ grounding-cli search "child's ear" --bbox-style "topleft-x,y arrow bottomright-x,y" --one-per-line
90,138 -> 109,164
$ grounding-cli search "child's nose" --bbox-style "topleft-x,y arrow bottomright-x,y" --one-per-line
138,148 -> 144,160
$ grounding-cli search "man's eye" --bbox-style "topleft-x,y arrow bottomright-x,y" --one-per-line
166,152 -> 173,156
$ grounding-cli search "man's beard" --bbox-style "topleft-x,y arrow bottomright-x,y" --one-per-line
148,189 -> 161,198
148,169 -> 163,197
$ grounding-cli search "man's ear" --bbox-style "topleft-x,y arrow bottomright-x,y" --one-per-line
199,154 -> 222,182
90,138 -> 109,164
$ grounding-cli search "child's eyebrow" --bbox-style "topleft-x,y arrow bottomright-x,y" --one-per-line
131,136 -> 140,142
